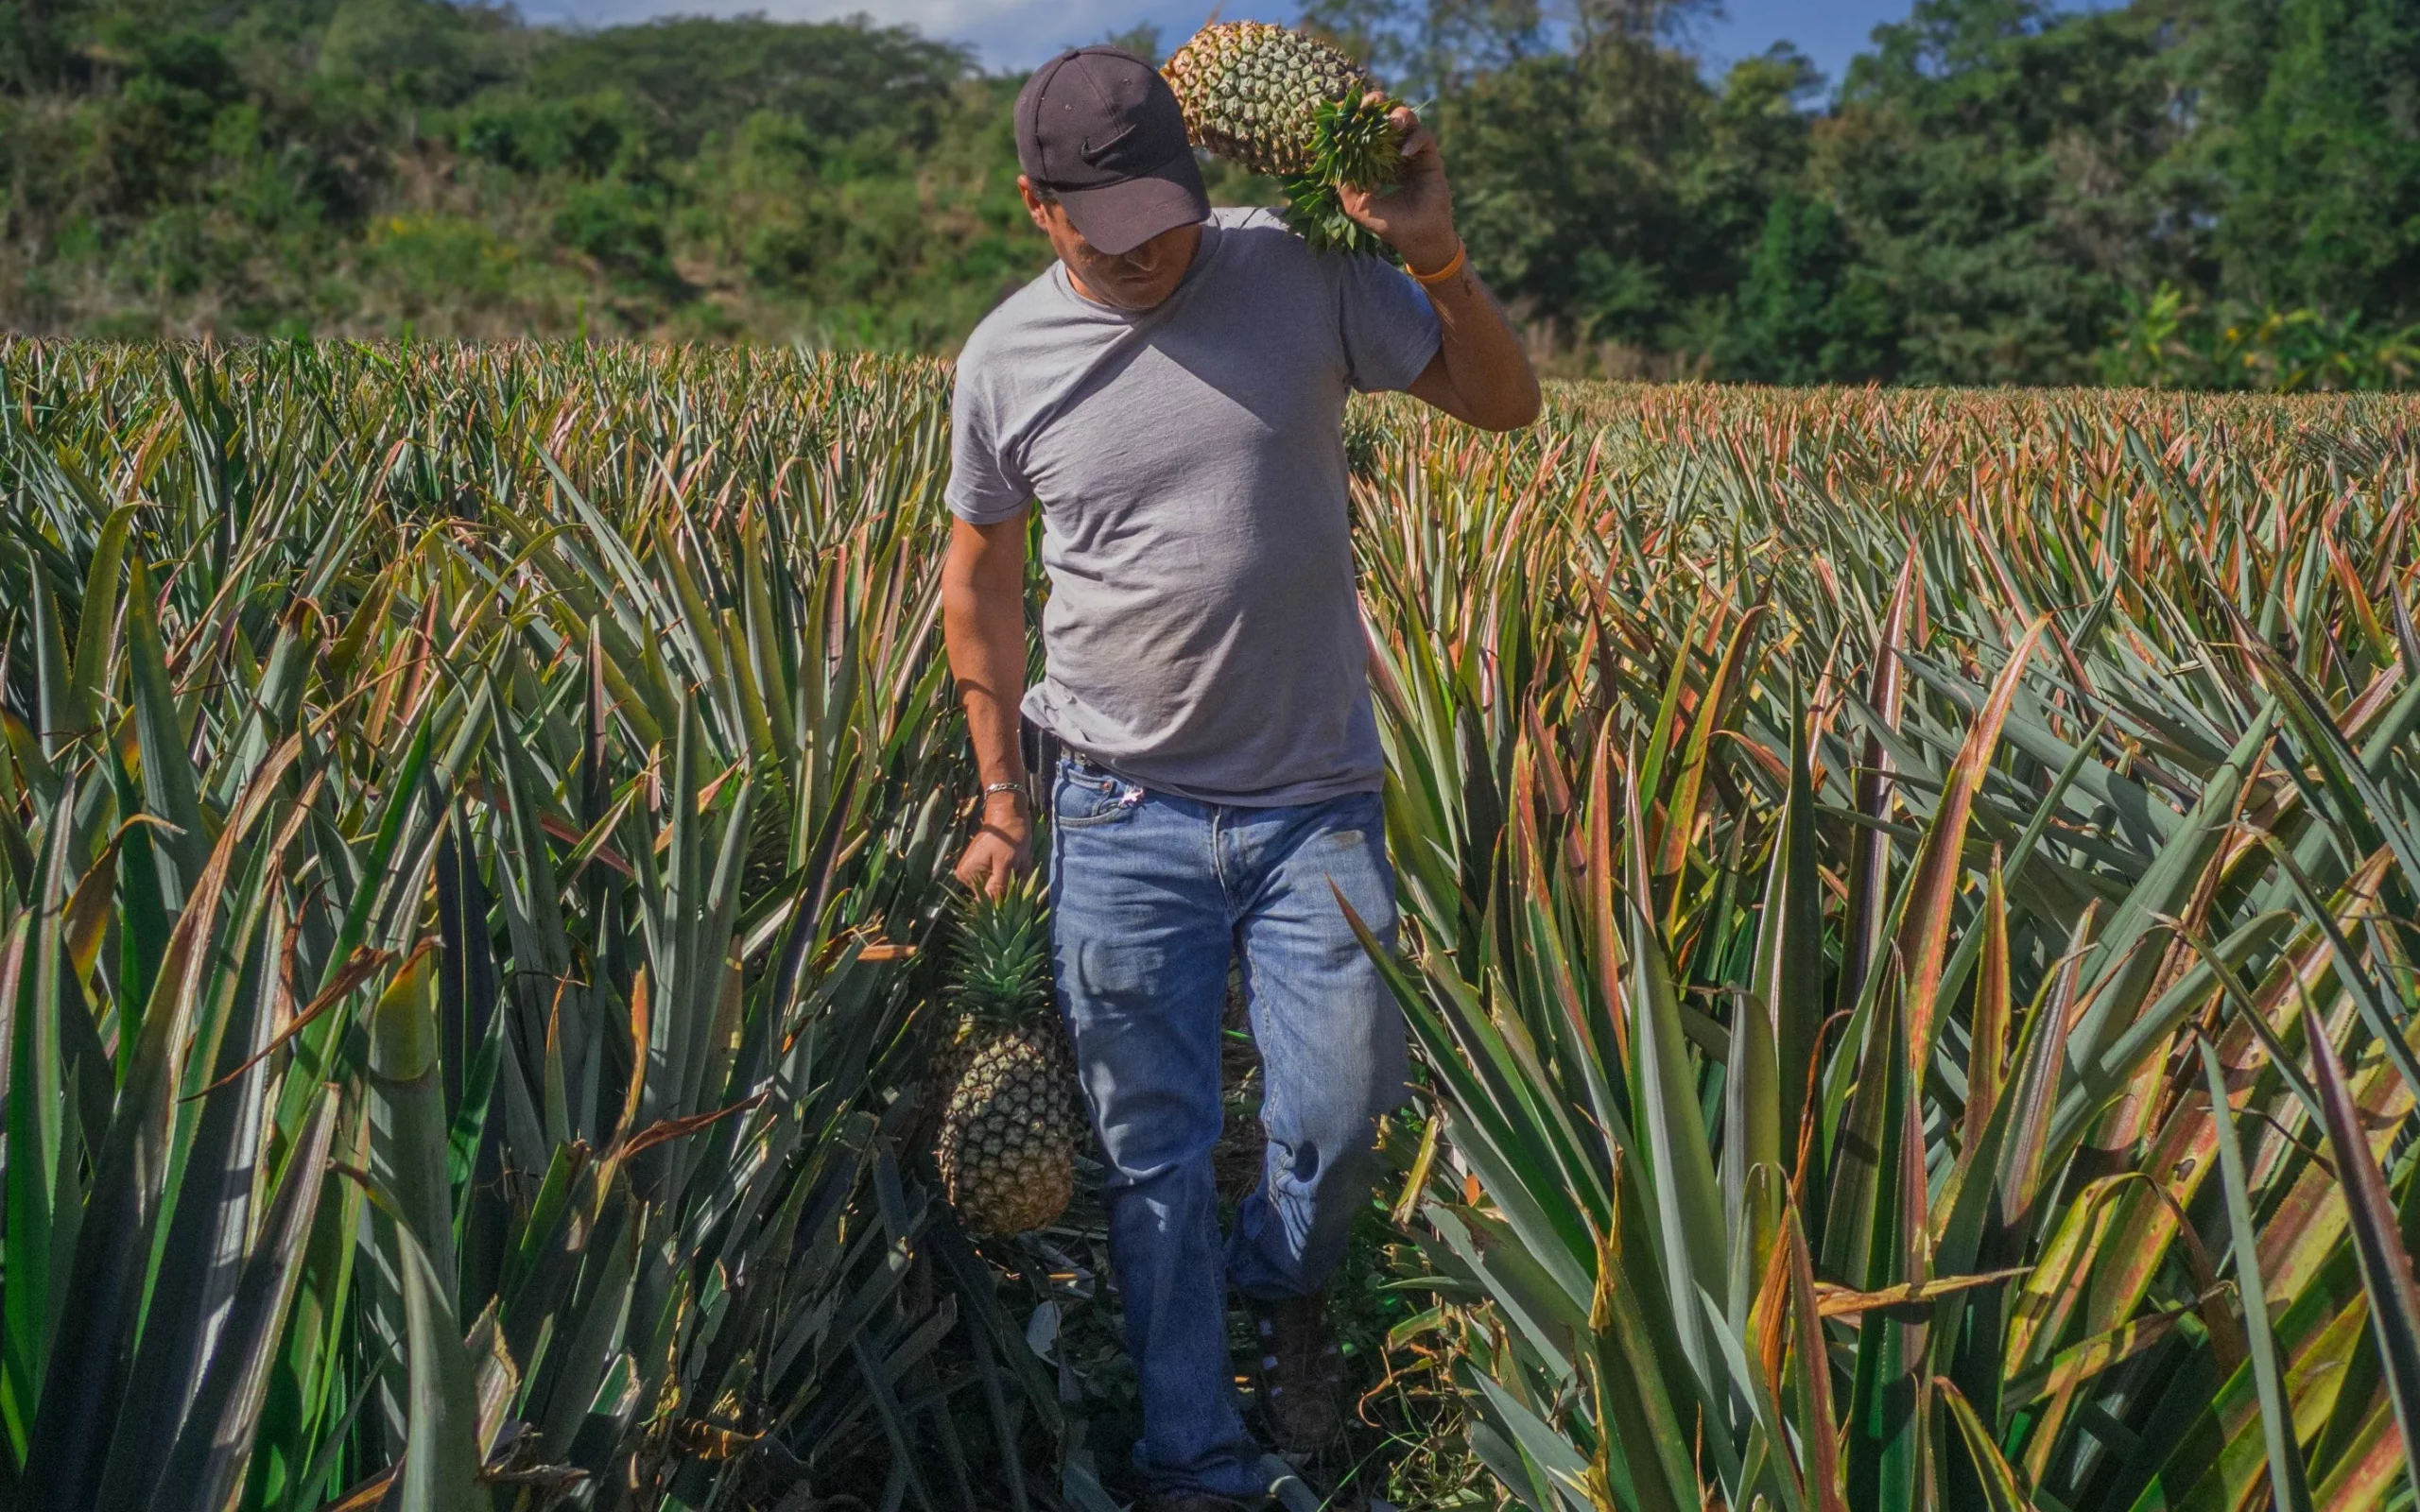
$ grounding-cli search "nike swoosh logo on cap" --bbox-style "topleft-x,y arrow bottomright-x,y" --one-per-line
1080,121 -> 1139,165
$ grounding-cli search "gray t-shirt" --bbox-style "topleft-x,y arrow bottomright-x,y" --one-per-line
947,207 -> 1442,807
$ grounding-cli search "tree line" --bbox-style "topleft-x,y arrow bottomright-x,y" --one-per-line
2,0 -> 2414,387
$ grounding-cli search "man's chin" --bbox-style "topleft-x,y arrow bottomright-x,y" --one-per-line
1073,269 -> 1183,310
1096,284 -> 1175,311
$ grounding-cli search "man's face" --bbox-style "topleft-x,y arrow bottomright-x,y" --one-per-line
1021,177 -> 1201,311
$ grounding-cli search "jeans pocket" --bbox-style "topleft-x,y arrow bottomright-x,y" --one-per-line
1054,765 -> 1141,828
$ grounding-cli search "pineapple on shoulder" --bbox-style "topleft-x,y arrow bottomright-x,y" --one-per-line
1162,21 -> 1408,255
930,878 -> 1085,1237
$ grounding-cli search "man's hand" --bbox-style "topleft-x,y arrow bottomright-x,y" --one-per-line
1338,102 -> 1459,273
955,791 -> 1034,898
942,513 -> 1039,898
1340,98 -> 1542,433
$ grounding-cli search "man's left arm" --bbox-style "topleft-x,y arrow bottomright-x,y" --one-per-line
1340,104 -> 1542,434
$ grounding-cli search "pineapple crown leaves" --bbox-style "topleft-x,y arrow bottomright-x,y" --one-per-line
1280,178 -> 1390,257
948,877 -> 1054,1027
1313,93 -> 1408,193
1284,94 -> 1411,256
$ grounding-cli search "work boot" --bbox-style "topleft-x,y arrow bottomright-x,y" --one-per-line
1246,1292 -> 1346,1452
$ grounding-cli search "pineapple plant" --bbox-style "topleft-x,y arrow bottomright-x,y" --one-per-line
14,340 -> 2420,1512
930,879 -> 1086,1235
1162,21 -> 1408,254
0,344 -> 979,1508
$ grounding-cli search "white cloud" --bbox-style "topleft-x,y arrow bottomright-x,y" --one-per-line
516,0 -> 1252,69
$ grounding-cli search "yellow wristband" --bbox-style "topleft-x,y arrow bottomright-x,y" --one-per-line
1408,241 -> 1467,287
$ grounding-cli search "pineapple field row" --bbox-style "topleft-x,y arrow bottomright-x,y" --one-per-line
0,342 -> 2418,1512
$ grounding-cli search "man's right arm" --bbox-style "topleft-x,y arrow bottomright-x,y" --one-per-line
942,512 -> 1035,896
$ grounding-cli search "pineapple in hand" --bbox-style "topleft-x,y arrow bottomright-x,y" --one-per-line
1163,21 -> 1409,255
931,878 -> 1085,1236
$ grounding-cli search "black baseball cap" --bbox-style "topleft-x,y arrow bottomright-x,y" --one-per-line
1015,46 -> 1211,256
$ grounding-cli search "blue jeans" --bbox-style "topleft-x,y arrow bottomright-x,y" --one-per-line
1048,757 -> 1408,1498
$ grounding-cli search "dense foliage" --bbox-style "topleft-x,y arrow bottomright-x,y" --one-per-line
1355,379 -> 2420,1509
2,0 -> 2417,385
7,345 -> 2420,1510
0,343 -> 1014,1511
0,2 -> 1041,345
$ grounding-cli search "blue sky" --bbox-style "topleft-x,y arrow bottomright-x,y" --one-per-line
517,0 -> 1916,89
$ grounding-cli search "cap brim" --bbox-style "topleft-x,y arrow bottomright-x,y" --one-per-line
1056,150 -> 1211,257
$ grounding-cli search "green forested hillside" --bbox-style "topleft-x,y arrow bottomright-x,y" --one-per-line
2,0 -> 2417,385
0,3 -> 1049,344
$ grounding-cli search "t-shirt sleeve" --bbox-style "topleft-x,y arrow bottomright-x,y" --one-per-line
944,359 -> 1034,524
1337,251 -> 1443,394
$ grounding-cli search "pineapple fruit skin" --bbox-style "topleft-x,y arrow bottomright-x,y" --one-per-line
1163,22 -> 1407,255
1163,21 -> 1372,180
933,1020 -> 1083,1237
929,881 -> 1084,1236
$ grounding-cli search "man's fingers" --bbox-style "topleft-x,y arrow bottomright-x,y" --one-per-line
958,851 -> 1007,898
955,838 -> 1015,896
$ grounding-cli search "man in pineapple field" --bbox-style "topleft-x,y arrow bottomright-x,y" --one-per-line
942,43 -> 1538,1512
